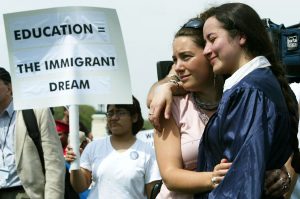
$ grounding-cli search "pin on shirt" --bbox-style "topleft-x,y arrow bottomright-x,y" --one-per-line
130,151 -> 139,160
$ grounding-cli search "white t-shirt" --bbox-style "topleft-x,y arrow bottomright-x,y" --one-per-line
80,136 -> 161,199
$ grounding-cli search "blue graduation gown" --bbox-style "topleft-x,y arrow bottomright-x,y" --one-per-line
195,68 -> 293,199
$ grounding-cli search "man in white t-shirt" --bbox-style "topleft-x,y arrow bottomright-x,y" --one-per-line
289,82 -> 300,199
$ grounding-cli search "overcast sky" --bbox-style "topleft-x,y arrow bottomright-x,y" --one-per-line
1,0 -> 299,118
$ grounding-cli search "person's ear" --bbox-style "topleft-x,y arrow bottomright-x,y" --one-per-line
239,34 -> 247,46
132,113 -> 138,123
7,83 -> 13,96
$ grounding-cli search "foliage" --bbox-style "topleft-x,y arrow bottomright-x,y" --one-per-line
143,119 -> 154,130
53,105 -> 96,132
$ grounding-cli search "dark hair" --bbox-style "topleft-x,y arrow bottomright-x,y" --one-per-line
106,96 -> 144,135
200,3 -> 300,172
0,67 -> 11,85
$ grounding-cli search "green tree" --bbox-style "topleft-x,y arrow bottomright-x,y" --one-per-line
53,105 -> 96,132
143,119 -> 154,130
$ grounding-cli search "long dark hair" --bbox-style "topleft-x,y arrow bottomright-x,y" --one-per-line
200,3 -> 300,172
106,96 -> 144,135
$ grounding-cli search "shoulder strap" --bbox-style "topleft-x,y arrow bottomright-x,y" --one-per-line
150,180 -> 163,199
22,109 -> 45,175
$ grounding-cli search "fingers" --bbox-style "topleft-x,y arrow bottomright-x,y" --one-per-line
164,100 -> 172,119
148,107 -> 162,131
220,158 -> 228,163
211,176 -> 224,187
152,102 -> 163,119
264,177 -> 287,197
148,98 -> 161,125
264,168 -> 290,197
213,159 -> 231,177
265,188 -> 283,198
153,105 -> 163,129
65,146 -> 77,163
264,169 -> 280,188
213,167 -> 229,180
177,81 -> 183,87
211,162 -> 232,187
148,84 -> 174,130
148,102 -> 165,131
214,167 -> 229,177
215,161 -> 232,171
211,170 -> 226,188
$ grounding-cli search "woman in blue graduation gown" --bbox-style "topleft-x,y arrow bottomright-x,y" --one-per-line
196,3 -> 300,199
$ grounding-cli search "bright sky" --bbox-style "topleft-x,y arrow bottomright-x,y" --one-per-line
1,0 -> 299,118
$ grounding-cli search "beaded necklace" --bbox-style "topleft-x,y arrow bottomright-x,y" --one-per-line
191,93 -> 218,125
191,92 -> 218,111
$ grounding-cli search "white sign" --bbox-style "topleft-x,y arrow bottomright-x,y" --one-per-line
136,129 -> 155,148
4,6 -> 132,110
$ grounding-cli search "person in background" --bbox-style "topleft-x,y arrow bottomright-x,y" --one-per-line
56,120 -> 70,156
148,16 -> 295,199
66,96 -> 161,199
195,3 -> 299,198
0,67 -> 65,198
65,131 -> 91,199
78,131 -> 91,152
85,131 -> 93,142
60,106 -> 89,135
56,115 -> 89,199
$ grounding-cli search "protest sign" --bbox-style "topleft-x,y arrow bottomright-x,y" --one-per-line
4,6 -> 132,110
136,129 -> 155,148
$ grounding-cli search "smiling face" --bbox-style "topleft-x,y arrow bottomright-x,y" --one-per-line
202,16 -> 247,75
172,36 -> 214,92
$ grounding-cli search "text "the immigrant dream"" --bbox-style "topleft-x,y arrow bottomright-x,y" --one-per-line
16,56 -> 116,92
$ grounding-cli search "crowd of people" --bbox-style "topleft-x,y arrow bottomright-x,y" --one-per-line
0,2 -> 300,199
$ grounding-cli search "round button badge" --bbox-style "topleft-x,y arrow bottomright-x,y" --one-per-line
130,151 -> 139,160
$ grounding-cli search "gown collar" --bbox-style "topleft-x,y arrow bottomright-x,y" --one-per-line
223,56 -> 271,92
